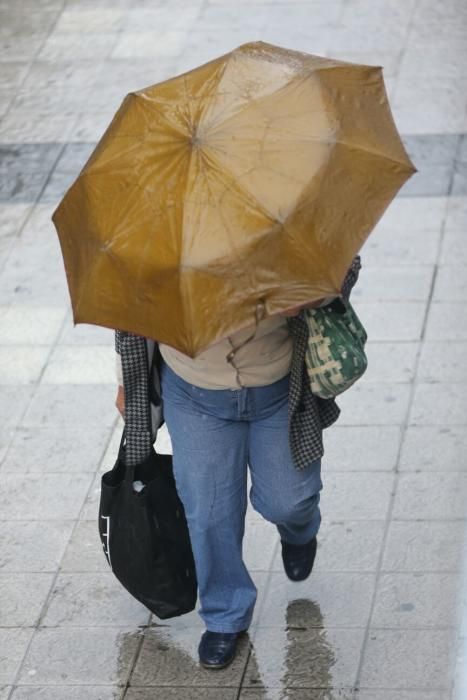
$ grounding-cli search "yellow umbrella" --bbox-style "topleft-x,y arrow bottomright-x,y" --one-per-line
52,41 -> 416,358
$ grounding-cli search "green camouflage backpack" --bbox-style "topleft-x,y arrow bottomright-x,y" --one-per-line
304,301 -> 368,399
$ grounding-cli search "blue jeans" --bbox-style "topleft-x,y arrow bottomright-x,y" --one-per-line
160,359 -> 323,633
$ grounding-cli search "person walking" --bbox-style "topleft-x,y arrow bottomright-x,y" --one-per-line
114,255 -> 361,670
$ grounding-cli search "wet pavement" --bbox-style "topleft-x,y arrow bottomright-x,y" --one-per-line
1,0 -> 467,698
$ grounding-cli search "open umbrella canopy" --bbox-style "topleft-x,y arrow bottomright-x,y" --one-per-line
52,41 -> 416,357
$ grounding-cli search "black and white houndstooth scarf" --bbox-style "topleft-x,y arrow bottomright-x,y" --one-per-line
116,256 -> 361,469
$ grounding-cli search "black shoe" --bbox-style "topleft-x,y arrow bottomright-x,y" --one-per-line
281,535 -> 317,581
198,629 -> 247,669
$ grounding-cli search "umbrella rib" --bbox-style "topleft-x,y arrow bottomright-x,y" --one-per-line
334,138 -> 415,169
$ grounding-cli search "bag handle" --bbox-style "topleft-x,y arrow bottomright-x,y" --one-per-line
118,428 -> 137,484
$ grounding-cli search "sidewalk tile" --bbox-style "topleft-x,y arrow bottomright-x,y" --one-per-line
41,346 -> 115,384
0,628 -> 34,685
336,383 -> 411,426
239,688 -> 355,699
351,302 -> 426,341
38,33 -> 119,60
112,31 -> 188,58
131,626 -> 249,687
42,573 -> 150,627
445,196 -> 467,231
0,387 -> 34,429
10,688 -> 121,700
58,317 -> 113,345
0,472 -> 93,520
321,472 -> 394,520
324,426 -> 401,472
392,471 -> 467,520
353,266 -> 433,302
409,383 -> 467,425
126,689 -> 236,700
2,426 -> 111,473
400,426 -> 467,471
382,520 -> 467,572
440,231 -> 467,265
53,8 -> 126,33
271,520 -> 385,572
425,302 -> 467,340
0,520 -> 73,573
243,626 -> 364,689
60,520 -> 111,573
0,573 -> 54,626
362,342 -> 419,383
359,629 -> 455,689
22,384 -> 116,426
433,265 -> 467,301
363,228 -> 441,266
370,572 -> 461,628
17,627 -> 140,686
356,691 -> 450,700
257,572 -> 375,629
418,341 -> 467,383
0,347 -> 49,385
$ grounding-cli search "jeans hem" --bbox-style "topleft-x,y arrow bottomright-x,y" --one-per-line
203,619 -> 253,634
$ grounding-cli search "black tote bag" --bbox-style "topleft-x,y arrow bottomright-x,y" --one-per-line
98,432 -> 197,619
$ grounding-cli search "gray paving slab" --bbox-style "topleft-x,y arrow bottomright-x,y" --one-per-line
400,425 -> 467,471
126,688 -> 237,700
22,384 -> 117,427
358,629 -> 456,690
130,625 -> 249,687
0,472 -> 93,521
320,472 -> 394,521
351,301 -> 426,341
352,266 -> 434,302
370,572 -> 461,628
323,426 -> 402,472
0,628 -> 34,685
336,383 -> 412,426
41,572 -> 151,628
417,341 -> 467,383
425,301 -> 467,340
441,231 -> 467,265
1,426 -> 112,473
392,471 -> 467,520
361,341 -> 419,384
0,347 -> 50,385
60,519 -> 111,573
16,627 -> 141,686
0,572 -> 54,627
239,689 -> 355,699
256,572 -> 376,629
10,689 -> 122,700
382,520 -> 467,572
272,520 -> 385,573
409,382 -> 467,425
0,520 -> 74,573
355,691 -> 451,700
433,266 -> 467,302
243,626 -> 365,690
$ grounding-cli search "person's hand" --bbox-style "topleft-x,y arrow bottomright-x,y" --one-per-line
280,298 -> 326,317
115,385 -> 125,418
